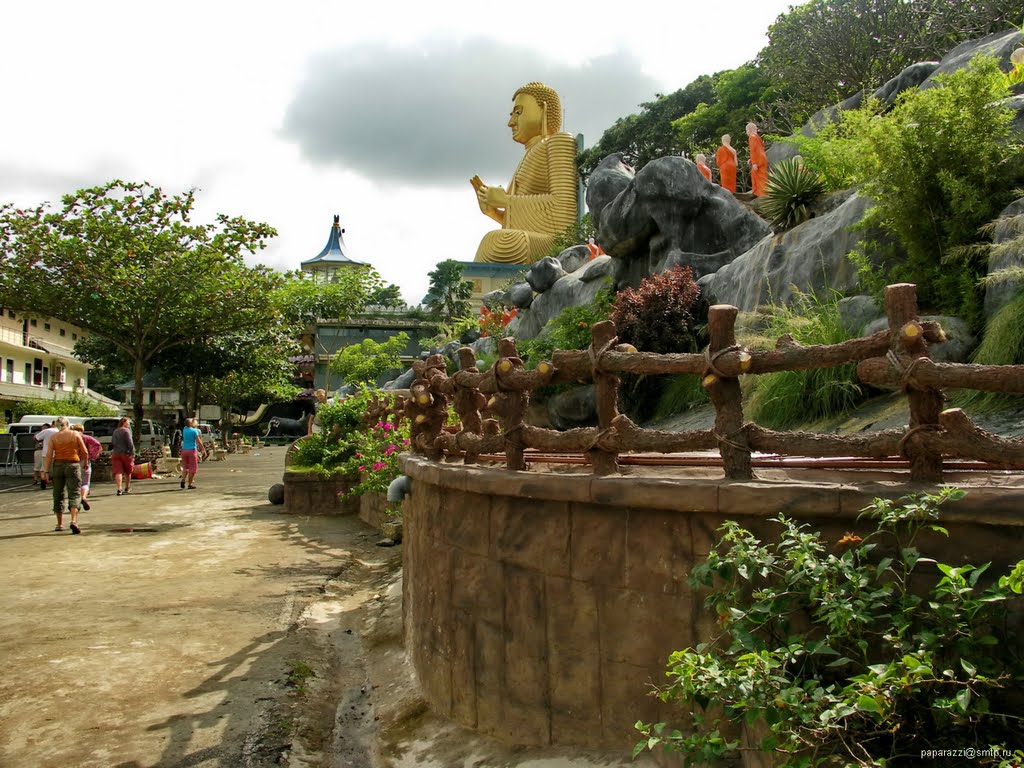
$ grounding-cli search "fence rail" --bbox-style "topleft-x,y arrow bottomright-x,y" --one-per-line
401,284 -> 1024,483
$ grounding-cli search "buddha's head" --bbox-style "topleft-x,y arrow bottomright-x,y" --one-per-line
508,82 -> 562,145
722,134 -> 732,147
746,121 -> 759,136
695,153 -> 707,164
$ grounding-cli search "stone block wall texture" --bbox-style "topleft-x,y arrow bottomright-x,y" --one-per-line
399,456 -> 1024,753
281,471 -> 359,516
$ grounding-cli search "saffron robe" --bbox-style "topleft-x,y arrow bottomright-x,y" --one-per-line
748,133 -> 769,196
715,145 -> 737,193
696,161 -> 712,182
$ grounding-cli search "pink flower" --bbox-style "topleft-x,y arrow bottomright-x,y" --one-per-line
358,465 -> 366,472
385,445 -> 397,454
382,423 -> 394,431
354,453 -> 362,458
372,461 -> 386,471
402,438 -> 410,446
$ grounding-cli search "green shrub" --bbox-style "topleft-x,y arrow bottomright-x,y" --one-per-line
746,293 -> 866,428
851,56 -> 1022,323
330,332 -> 409,385
957,290 -> 1024,412
517,286 -> 615,367
761,159 -> 826,230
12,395 -> 116,421
651,374 -> 708,421
636,488 -> 1024,767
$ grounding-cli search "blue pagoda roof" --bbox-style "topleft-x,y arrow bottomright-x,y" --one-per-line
301,214 -> 368,268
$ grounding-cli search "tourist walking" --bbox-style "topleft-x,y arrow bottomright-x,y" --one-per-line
71,424 -> 102,511
41,416 -> 90,534
111,417 -> 135,496
180,418 -> 208,490
33,422 -> 58,489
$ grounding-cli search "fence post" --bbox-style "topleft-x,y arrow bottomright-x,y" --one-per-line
588,321 -> 621,476
705,305 -> 752,480
453,347 -> 487,465
885,283 -> 944,482
495,338 -> 529,471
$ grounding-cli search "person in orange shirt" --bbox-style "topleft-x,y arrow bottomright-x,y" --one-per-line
747,122 -> 769,196
41,415 -> 90,534
715,135 -> 738,193
694,153 -> 713,182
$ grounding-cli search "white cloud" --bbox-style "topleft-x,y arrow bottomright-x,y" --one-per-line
0,0 -> 795,305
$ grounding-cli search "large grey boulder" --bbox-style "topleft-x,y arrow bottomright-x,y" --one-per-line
547,385 -> 598,429
767,61 -> 939,166
983,198 -> 1024,319
384,367 -> 417,390
920,29 -> 1024,88
509,268 -> 608,339
838,295 -> 882,336
587,155 -> 772,288
701,192 -> 874,311
767,29 -> 1024,167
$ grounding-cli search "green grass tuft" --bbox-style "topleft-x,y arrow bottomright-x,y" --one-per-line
746,293 -> 866,428
956,290 -> 1024,412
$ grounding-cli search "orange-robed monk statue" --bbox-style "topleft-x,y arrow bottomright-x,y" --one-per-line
747,121 -> 769,197
471,82 -> 578,264
694,153 -> 713,182
715,135 -> 738,194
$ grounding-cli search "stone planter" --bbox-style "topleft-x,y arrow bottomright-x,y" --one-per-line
281,470 -> 359,515
359,491 -> 392,530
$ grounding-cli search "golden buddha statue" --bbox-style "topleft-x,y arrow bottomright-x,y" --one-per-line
471,82 -> 578,264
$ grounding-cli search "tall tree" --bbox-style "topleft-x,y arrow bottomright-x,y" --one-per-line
0,180 -> 281,442
758,0 -> 1021,121
274,268 -> 401,389
577,76 -> 716,178
425,260 -> 472,324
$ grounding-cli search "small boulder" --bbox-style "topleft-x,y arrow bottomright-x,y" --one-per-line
556,245 -> 589,275
508,281 -> 535,308
481,289 -> 509,310
268,483 -> 285,505
526,257 -> 567,293
579,255 -> 614,283
837,295 -> 882,336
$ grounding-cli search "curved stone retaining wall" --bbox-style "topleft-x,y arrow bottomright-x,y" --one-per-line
398,455 -> 1024,752
281,470 -> 359,515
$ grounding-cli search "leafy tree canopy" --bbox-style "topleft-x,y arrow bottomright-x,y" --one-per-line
758,0 -> 1022,121
330,332 -> 409,386
274,267 -> 398,331
0,180 -> 282,440
425,260 -> 473,324
577,76 -> 715,178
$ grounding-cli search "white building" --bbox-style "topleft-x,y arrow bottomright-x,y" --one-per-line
0,307 -> 118,422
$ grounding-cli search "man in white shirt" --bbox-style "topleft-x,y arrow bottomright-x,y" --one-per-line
33,423 -> 59,490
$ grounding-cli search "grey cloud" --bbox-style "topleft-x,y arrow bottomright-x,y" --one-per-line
281,38 -> 659,185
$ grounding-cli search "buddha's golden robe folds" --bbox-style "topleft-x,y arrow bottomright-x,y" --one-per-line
475,132 -> 578,264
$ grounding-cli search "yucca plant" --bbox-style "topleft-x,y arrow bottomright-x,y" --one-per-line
761,158 -> 825,230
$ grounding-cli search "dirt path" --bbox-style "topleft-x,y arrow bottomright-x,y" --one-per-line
0,447 -> 651,768
0,447 -> 399,768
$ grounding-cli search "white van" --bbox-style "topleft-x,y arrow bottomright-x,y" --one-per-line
8,415 -> 87,436
83,417 -> 166,450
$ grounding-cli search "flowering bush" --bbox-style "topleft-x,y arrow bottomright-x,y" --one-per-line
478,305 -> 517,338
339,417 -> 411,502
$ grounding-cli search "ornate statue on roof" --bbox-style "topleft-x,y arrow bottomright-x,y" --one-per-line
471,82 -> 578,264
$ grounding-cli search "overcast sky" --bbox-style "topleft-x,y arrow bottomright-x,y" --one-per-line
1,0 -> 796,304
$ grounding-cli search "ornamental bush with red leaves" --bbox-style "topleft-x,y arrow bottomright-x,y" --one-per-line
611,266 -> 703,354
